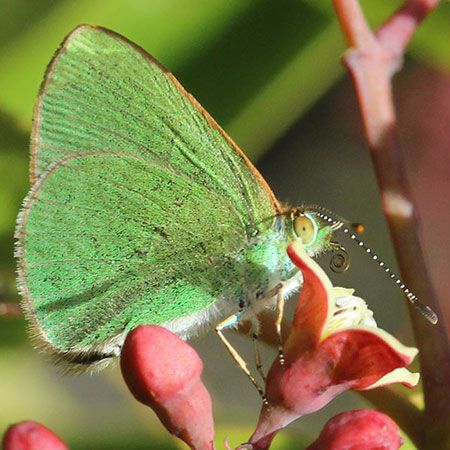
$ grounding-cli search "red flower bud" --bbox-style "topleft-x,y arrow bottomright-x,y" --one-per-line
120,325 -> 215,450
2,421 -> 67,450
306,409 -> 404,450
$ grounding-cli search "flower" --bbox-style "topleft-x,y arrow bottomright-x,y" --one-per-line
306,409 -> 404,450
120,325 -> 215,450
2,421 -> 68,450
247,240 -> 419,450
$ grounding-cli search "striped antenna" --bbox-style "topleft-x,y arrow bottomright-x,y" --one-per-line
311,208 -> 438,325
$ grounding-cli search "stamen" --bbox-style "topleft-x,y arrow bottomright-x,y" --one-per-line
326,289 -> 377,337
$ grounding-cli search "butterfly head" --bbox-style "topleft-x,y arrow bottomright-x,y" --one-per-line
282,205 -> 438,324
286,206 -> 336,257
282,205 -> 352,273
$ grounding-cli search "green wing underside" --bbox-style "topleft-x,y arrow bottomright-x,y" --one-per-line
18,25 -> 278,353
19,153 -> 247,350
32,25 -> 275,224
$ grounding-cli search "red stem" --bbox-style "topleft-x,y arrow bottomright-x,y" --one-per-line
332,1 -> 449,449
376,0 -> 441,58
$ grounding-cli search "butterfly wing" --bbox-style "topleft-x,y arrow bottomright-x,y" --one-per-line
17,152 -> 253,367
31,25 -> 279,226
18,25 -> 280,369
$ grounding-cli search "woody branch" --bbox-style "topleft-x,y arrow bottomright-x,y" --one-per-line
332,1 -> 449,449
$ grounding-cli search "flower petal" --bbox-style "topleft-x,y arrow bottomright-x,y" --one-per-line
319,326 -> 418,390
363,367 -> 420,389
286,240 -> 334,350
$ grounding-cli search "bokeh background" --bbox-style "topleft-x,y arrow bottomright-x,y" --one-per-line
1,1 -> 449,449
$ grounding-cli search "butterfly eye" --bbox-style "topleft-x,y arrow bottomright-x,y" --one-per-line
293,214 -> 317,246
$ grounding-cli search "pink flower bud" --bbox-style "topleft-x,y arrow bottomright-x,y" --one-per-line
2,421 -> 67,450
306,409 -> 404,450
120,325 -> 215,450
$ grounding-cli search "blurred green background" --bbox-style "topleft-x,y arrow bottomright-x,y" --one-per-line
1,1 -> 450,449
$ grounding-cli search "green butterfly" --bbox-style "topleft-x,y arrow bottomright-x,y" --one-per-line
15,25 -> 344,374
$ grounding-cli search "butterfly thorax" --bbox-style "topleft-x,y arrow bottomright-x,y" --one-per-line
236,217 -> 298,309
233,207 -> 334,312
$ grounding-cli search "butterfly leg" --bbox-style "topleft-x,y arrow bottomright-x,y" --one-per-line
250,318 -> 266,382
215,314 -> 268,405
275,286 -> 286,366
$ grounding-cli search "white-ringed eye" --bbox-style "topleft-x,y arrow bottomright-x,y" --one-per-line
293,213 -> 318,246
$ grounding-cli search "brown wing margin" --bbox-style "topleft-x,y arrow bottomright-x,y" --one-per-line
30,24 -> 281,213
